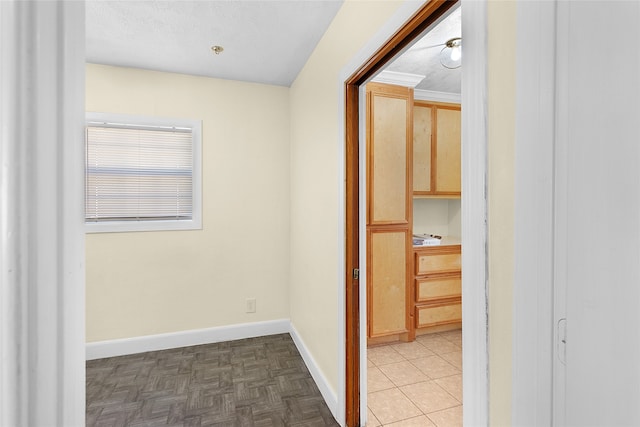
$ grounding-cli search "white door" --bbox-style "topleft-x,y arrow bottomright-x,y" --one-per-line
554,1 -> 640,425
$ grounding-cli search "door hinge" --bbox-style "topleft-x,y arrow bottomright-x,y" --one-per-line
352,268 -> 360,280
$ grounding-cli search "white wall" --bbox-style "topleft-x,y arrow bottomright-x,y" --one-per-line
86,64 -> 291,342
288,0 -> 406,398
447,199 -> 461,237
488,1 -> 516,425
413,198 -> 461,237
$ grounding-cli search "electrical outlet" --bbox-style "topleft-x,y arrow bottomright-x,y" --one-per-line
246,298 -> 256,313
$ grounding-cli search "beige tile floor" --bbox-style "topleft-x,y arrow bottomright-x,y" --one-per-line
366,329 -> 462,427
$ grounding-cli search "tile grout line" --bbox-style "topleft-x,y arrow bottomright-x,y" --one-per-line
367,333 -> 463,427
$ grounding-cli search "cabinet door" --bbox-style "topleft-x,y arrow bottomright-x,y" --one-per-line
367,83 -> 412,225
413,104 -> 432,193
435,108 -> 461,194
368,229 -> 410,337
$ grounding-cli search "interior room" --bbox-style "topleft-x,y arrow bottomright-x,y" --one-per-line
83,2 -> 466,426
364,6 -> 463,426
81,1 -> 348,425
79,1 -> 465,424
3,0 -> 484,425
11,1 -> 640,427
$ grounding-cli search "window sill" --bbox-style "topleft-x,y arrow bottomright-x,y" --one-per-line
85,218 -> 202,234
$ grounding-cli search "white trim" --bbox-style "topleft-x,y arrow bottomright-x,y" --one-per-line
511,1 -> 557,425
289,323 -> 338,421
414,89 -> 461,104
358,83 -> 369,423
86,319 -> 290,360
552,2 -> 570,425
461,0 -> 489,425
84,112 -> 203,234
371,70 -> 425,88
1,1 -> 85,425
86,218 -> 202,233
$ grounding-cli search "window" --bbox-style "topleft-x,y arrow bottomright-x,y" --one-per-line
85,113 -> 202,233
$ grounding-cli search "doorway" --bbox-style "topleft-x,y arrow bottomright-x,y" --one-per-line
343,1 -> 488,426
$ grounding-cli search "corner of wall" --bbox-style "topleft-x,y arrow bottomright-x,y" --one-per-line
487,0 -> 517,425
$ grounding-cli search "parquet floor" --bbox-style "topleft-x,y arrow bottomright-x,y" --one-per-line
86,333 -> 339,427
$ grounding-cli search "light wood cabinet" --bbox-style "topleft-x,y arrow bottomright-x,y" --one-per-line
366,82 -> 413,342
367,229 -> 412,338
413,245 -> 462,330
416,250 -> 461,275
413,102 -> 461,197
417,302 -> 462,328
367,82 -> 413,226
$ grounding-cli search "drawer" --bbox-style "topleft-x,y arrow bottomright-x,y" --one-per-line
416,275 -> 461,302
415,249 -> 461,275
416,301 -> 462,328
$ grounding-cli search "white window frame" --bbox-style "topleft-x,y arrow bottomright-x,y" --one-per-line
85,112 -> 202,233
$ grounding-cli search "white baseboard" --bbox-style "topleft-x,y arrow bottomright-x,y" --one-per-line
85,319 -> 290,360
288,323 -> 338,422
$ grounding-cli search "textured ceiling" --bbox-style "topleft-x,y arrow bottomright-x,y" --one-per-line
385,5 -> 461,93
86,0 -> 344,87
86,1 -> 460,93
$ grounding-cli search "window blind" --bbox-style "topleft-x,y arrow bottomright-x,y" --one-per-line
85,124 -> 193,222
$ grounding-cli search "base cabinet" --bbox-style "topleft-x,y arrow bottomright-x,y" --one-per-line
414,244 -> 462,331
367,229 -> 411,339
417,302 -> 462,328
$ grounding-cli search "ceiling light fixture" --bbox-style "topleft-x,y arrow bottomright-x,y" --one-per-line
439,37 -> 461,69
211,45 -> 224,55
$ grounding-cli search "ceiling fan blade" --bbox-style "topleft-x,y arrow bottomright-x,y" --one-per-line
406,42 -> 446,52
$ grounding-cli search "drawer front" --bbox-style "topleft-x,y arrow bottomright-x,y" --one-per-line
415,251 -> 461,275
416,275 -> 461,302
416,302 -> 462,328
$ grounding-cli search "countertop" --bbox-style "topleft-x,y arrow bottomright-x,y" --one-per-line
413,235 -> 461,248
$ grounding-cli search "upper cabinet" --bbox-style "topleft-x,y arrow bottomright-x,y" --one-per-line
413,102 -> 461,198
366,82 -> 414,225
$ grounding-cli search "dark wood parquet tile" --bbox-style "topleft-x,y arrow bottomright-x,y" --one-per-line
86,334 -> 339,427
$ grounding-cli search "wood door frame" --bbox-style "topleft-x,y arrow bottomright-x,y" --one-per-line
344,1 -> 461,425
